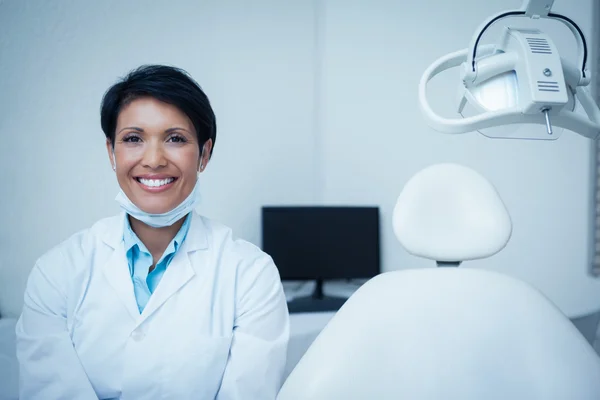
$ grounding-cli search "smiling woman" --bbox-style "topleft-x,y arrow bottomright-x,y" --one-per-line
15,65 -> 290,400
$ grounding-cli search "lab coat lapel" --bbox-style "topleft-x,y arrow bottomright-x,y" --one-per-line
137,250 -> 195,324
136,212 -> 209,325
99,212 -> 140,322
101,241 -> 140,322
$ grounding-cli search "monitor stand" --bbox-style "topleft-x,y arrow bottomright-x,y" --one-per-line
287,279 -> 348,313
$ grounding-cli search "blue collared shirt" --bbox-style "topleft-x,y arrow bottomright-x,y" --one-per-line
123,213 -> 193,313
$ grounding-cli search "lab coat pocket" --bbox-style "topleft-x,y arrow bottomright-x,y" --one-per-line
166,334 -> 233,397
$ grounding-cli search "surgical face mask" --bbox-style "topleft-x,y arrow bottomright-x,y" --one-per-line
112,146 -> 205,228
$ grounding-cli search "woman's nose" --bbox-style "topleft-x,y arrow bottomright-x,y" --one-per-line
142,143 -> 167,169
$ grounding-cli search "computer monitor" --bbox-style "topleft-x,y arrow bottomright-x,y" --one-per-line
261,206 -> 380,312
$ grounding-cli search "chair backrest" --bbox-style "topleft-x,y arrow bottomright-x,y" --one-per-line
392,163 -> 512,262
278,268 -> 600,400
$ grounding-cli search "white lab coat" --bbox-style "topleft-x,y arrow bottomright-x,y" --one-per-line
15,211 -> 290,400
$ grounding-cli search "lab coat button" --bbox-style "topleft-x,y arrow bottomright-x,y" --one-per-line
131,330 -> 145,342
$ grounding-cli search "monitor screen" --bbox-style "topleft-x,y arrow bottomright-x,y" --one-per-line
261,206 -> 380,280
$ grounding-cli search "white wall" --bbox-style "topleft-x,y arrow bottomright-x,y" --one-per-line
0,0 -> 318,317
318,0 -> 600,318
1,0 -> 599,320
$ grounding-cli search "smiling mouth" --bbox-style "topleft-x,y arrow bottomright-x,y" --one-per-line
135,177 -> 177,188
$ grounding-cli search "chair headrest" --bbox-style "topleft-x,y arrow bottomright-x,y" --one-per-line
392,163 -> 511,262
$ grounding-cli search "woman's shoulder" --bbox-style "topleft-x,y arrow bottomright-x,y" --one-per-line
198,214 -> 280,283
36,213 -> 122,271
199,214 -> 270,262
198,214 -> 283,295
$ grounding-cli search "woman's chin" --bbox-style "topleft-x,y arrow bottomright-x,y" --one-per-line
132,201 -> 176,216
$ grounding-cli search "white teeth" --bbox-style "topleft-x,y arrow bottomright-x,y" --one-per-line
138,178 -> 174,187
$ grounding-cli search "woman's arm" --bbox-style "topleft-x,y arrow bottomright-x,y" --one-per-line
16,255 -> 98,400
216,254 -> 290,400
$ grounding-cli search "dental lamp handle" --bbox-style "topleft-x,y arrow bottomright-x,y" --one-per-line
463,0 -> 588,85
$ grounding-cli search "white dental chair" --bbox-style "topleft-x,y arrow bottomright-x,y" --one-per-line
277,163 -> 600,400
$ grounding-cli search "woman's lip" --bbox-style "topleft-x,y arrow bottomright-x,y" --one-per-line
135,174 -> 177,179
134,177 -> 177,193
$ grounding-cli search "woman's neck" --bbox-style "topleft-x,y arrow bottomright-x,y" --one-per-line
128,215 -> 186,264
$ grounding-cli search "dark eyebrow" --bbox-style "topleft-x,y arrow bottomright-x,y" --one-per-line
118,126 -> 144,134
165,127 -> 192,134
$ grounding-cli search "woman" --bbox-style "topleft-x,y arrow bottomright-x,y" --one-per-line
15,65 -> 290,399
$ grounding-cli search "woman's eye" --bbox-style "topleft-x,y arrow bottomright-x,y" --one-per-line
123,135 -> 141,143
168,135 -> 187,143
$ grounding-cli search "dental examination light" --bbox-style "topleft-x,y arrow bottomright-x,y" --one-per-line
418,0 -> 600,140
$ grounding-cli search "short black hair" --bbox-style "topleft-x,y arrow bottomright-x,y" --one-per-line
100,64 -> 216,156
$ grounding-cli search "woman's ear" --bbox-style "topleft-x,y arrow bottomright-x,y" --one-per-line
105,138 -> 116,171
198,139 -> 213,172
